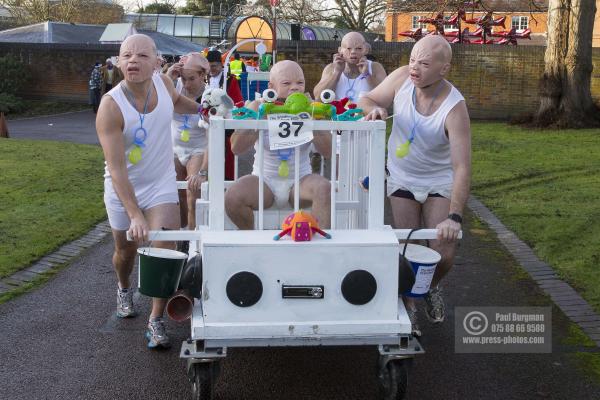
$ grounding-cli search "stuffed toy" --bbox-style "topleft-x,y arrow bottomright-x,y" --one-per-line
197,88 -> 236,129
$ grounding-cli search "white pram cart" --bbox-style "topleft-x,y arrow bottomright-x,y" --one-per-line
148,117 -> 448,399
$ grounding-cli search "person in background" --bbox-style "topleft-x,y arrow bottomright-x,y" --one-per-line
165,53 -> 210,230
229,52 -> 246,80
89,61 -> 103,113
101,58 -> 123,95
206,49 -> 243,180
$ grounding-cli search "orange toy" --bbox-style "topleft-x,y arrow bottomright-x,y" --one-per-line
273,211 -> 331,242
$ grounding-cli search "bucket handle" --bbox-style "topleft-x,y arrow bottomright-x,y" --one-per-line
136,227 -> 173,255
401,228 -> 420,258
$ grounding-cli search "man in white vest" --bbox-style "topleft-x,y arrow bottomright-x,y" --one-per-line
314,32 -> 386,103
359,35 -> 471,337
96,34 -> 203,349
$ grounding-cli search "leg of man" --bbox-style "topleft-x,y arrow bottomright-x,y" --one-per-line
111,230 -> 138,318
422,196 -> 455,323
174,158 -> 188,228
185,153 -> 205,230
422,196 -> 455,288
92,88 -> 101,113
390,196 -> 423,335
294,174 -> 331,228
111,230 -> 138,289
143,202 -> 181,319
225,175 -> 275,230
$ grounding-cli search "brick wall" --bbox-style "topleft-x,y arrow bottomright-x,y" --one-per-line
277,40 -> 600,120
1,41 -> 599,120
0,42 -> 119,102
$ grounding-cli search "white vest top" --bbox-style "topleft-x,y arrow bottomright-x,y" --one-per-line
387,78 -> 465,188
104,74 -> 176,201
171,79 -> 207,151
252,129 -> 312,179
334,60 -> 373,103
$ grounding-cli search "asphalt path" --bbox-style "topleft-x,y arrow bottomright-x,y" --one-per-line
2,213 -> 599,400
7,110 -> 100,145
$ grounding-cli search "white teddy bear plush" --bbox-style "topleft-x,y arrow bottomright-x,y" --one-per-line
198,88 -> 235,129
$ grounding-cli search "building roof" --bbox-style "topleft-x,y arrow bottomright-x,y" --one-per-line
388,0 -> 548,13
99,23 -> 137,43
0,21 -> 204,55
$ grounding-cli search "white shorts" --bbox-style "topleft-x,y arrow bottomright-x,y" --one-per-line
386,177 -> 452,204
262,174 -> 309,209
105,193 -> 179,231
104,172 -> 179,230
173,145 -> 205,167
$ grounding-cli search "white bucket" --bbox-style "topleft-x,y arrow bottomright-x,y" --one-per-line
402,244 -> 441,297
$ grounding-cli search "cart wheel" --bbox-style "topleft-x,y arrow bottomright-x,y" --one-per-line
190,363 -> 214,400
378,359 -> 409,400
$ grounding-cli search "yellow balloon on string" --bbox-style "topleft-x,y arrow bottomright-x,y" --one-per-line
278,160 -> 289,178
395,141 -> 411,158
128,145 -> 143,165
180,128 -> 190,142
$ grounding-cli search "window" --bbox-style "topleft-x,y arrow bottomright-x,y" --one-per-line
511,16 -> 528,31
443,15 -> 457,32
412,16 -> 427,30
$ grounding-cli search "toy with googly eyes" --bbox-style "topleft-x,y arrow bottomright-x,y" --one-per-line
258,90 -> 335,119
319,89 -> 364,121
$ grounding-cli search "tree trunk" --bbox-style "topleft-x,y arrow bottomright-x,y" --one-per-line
535,0 -> 599,128
0,112 -> 9,138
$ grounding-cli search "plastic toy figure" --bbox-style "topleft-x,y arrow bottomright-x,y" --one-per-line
273,210 -> 331,241
232,89 -> 363,121
259,92 -> 335,119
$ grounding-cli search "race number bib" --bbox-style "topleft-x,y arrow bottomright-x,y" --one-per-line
267,113 -> 314,150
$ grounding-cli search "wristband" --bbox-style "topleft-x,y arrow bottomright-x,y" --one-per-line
197,170 -> 208,177
448,213 -> 462,224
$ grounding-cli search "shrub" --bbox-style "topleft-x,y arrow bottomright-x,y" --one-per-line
0,93 -> 26,115
0,54 -> 29,96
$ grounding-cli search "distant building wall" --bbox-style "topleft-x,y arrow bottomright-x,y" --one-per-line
1,40 -> 599,120
0,42 -> 119,102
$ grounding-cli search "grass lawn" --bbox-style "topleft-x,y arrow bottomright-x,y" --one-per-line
5,100 -> 88,120
471,122 -> 600,311
0,139 -> 106,278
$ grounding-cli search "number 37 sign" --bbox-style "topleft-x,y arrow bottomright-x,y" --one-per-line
267,113 -> 314,151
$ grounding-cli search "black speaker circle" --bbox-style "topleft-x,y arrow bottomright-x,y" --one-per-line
341,270 -> 377,305
226,271 -> 263,307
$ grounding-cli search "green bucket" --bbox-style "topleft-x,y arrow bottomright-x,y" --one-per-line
137,247 -> 187,298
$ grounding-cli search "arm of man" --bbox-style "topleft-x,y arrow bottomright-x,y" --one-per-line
363,61 -> 387,90
313,62 -> 343,100
164,63 -> 182,82
160,74 -> 200,115
359,66 -> 408,120
96,97 -> 147,242
436,101 -> 471,242
311,130 -> 332,158
230,100 -> 260,155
